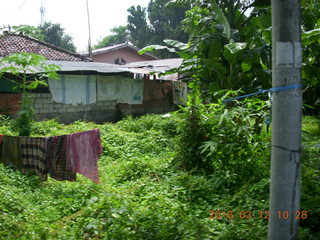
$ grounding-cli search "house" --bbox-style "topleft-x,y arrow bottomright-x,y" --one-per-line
0,33 -> 142,122
124,58 -> 187,111
89,42 -> 158,64
87,43 -> 187,110
0,33 -> 185,123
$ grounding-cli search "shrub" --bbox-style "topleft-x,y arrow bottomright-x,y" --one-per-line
173,90 -> 270,190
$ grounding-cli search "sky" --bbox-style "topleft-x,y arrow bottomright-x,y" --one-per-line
0,0 -> 150,52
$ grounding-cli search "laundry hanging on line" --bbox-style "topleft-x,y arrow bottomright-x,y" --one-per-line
67,129 -> 102,184
97,76 -> 144,105
46,134 -> 77,182
48,75 -> 97,105
0,129 -> 102,184
21,136 -> 48,181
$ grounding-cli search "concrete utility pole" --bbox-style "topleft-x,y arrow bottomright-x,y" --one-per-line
268,0 -> 302,239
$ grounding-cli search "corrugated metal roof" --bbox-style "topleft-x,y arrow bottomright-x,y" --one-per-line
124,58 -> 183,81
47,60 -> 130,74
1,57 -> 182,80
0,59 -> 131,74
125,58 -> 183,73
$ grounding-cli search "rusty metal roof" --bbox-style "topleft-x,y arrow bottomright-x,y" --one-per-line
0,33 -> 88,61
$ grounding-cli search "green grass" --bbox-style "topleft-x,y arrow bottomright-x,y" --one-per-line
302,115 -> 320,146
0,114 -> 319,239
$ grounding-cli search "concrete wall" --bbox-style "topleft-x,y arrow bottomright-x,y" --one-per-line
30,93 -> 118,123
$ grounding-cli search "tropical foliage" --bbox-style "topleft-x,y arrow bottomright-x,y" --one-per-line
0,1 -> 319,238
140,0 -> 271,91
139,0 -> 319,112
301,0 -> 320,113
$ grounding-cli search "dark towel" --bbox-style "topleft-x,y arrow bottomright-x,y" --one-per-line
46,135 -> 76,181
1,136 -> 22,169
21,137 -> 48,181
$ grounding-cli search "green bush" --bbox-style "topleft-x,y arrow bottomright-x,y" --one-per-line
173,91 -> 270,190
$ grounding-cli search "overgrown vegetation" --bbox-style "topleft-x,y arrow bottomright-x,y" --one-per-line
0,111 -> 319,239
0,0 -> 319,238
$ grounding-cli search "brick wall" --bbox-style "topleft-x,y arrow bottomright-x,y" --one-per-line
143,79 -> 174,113
0,94 -> 21,115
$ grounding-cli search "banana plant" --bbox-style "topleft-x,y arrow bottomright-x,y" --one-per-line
140,0 -> 272,94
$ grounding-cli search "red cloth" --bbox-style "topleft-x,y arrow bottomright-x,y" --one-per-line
0,134 -> 3,144
66,129 -> 102,183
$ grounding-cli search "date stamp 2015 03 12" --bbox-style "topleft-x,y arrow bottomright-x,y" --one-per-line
208,210 -> 308,220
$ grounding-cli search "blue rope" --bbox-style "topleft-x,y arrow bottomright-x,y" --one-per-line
223,84 -> 303,103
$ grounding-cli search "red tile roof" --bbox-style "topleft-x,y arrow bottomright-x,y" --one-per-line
0,33 -> 87,61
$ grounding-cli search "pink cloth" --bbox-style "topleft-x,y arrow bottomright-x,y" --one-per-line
66,129 -> 102,183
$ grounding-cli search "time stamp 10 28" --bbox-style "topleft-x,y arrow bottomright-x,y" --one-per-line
209,210 -> 308,220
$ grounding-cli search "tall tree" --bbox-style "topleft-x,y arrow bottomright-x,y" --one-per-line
39,22 -> 77,52
93,26 -> 129,49
127,0 -> 190,57
127,5 -> 152,48
147,0 -> 189,44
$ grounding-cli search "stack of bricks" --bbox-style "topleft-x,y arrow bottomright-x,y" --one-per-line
0,94 -> 21,115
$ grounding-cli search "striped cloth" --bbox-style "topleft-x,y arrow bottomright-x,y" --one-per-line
1,136 -> 22,169
20,137 -> 48,181
46,135 -> 76,181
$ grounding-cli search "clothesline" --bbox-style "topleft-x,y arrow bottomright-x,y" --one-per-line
222,84 -> 303,103
0,129 -> 102,184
